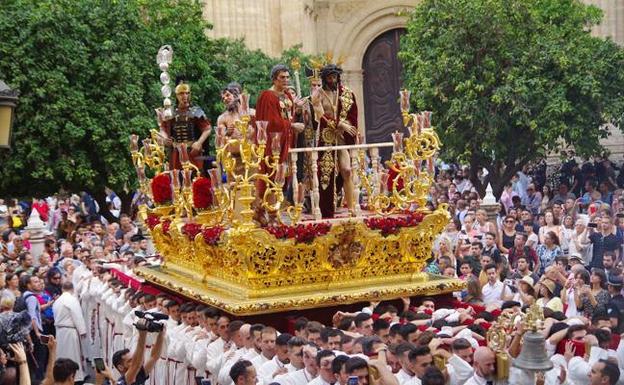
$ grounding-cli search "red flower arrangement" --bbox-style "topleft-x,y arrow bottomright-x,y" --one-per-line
364,211 -> 424,236
161,219 -> 171,235
202,225 -> 224,246
267,223 -> 332,244
192,177 -> 213,210
182,223 -> 203,241
151,173 -> 172,205
146,214 -> 160,230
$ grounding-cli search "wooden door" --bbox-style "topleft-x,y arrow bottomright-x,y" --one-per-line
362,28 -> 405,160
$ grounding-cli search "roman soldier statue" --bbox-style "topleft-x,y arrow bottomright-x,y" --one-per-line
158,78 -> 212,172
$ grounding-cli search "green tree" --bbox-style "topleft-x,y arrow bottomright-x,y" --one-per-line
0,0 -> 309,220
400,0 -> 624,197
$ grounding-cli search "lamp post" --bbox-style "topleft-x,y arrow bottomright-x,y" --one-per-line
0,80 -> 18,149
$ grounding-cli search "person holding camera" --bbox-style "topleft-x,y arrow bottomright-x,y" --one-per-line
0,342 -> 30,385
112,315 -> 166,385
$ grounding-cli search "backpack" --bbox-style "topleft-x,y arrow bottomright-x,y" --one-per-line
13,293 -> 35,313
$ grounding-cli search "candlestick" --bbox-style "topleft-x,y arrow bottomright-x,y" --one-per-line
296,182 -> 305,204
256,121 -> 268,144
177,143 -> 190,164
130,135 -> 139,152
182,169 -> 192,188
423,111 -> 432,128
171,170 -> 180,190
400,89 -> 411,113
136,166 -> 146,183
416,114 -> 424,133
392,131 -> 404,153
240,92 -> 250,116
270,132 -> 282,157
209,168 -> 221,187
276,164 -> 287,185
246,124 -> 256,143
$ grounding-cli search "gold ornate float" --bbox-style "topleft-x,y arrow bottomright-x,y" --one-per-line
130,49 -> 463,315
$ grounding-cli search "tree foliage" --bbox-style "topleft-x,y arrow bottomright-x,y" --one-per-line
400,0 -> 624,196
0,0 -> 309,216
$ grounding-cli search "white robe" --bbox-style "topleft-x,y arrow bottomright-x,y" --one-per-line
447,354 -> 474,385
218,347 -> 250,385
275,368 -> 317,385
259,355 -> 293,385
53,291 -> 87,381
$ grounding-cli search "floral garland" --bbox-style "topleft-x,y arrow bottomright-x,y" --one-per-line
146,214 -> 160,230
202,225 -> 224,246
182,223 -> 203,241
364,211 -> 424,236
192,176 -> 213,209
161,219 -> 171,235
151,173 -> 172,205
267,223 -> 332,244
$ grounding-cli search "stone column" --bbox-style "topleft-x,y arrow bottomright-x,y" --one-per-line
480,183 -> 500,223
25,208 -> 47,263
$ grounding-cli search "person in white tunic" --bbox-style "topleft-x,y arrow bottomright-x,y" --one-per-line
307,350 -> 336,385
251,327 -> 278,372
230,360 -> 258,385
218,321 -> 251,385
394,343 -> 416,384
275,343 -> 319,385
463,347 -> 506,385
52,281 -> 87,382
206,315 -> 233,383
259,333 -> 294,384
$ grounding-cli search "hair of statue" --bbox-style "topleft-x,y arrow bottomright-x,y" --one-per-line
320,64 -> 343,87
271,64 -> 290,80
222,82 -> 242,98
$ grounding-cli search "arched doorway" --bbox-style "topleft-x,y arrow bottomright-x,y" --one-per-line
362,28 -> 405,159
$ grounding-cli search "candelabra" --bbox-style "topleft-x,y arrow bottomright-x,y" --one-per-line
130,130 -> 167,199
363,90 -> 440,215
215,107 -> 288,230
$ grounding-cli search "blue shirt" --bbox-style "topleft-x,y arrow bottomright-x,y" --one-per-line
24,290 -> 42,332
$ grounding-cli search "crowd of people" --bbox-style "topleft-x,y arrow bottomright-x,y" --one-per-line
1,153 -> 624,385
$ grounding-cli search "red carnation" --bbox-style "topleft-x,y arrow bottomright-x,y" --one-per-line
151,173 -> 172,205
162,219 -> 171,235
182,223 -> 203,241
192,177 -> 213,210
146,214 -> 160,230
202,225 -> 224,245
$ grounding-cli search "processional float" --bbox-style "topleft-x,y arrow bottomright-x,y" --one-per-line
130,46 -> 463,316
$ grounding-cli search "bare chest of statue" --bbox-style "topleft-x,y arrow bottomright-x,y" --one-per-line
320,89 -> 338,118
219,111 -> 239,131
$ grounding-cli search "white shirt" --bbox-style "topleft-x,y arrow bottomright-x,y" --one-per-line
218,347 -> 250,385
395,368 -> 414,385
482,280 -> 510,307
447,354 -> 474,385
259,355 -> 292,385
275,368 -> 316,385
308,375 -> 332,385
251,352 -> 272,372
403,376 -> 421,385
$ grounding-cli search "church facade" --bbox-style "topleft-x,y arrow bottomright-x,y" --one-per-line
203,0 -> 624,154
